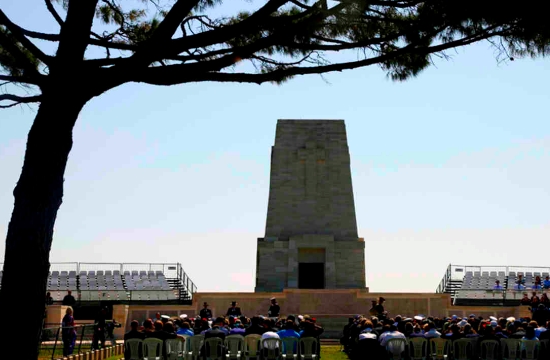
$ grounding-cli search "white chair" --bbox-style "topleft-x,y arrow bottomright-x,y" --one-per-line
409,337 -> 428,360
125,338 -> 143,360
166,337 -> 186,360
386,338 -> 407,360
225,334 -> 245,359
429,338 -> 450,360
205,337 -> 224,360
453,339 -> 472,360
243,334 -> 261,360
521,339 -> 539,360
261,338 -> 282,360
298,337 -> 318,360
281,337 -> 299,360
186,335 -> 204,360
144,337 -> 164,360
480,339 -> 499,360
501,338 -> 520,360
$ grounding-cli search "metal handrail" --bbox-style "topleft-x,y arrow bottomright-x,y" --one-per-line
40,323 -> 98,360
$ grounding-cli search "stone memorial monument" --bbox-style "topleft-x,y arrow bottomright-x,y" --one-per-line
255,120 -> 366,292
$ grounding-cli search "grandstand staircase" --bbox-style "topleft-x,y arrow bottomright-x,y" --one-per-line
168,278 -> 192,304
442,279 -> 463,297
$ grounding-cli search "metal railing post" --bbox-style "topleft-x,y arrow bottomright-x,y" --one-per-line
77,325 -> 86,354
51,326 -> 61,360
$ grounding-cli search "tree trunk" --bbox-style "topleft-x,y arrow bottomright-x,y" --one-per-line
0,91 -> 87,359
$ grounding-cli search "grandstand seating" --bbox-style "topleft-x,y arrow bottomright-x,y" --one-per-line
42,264 -> 187,303
444,266 -> 550,306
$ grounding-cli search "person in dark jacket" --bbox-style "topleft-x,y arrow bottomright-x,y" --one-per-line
533,304 -> 550,326
202,319 -> 227,359
200,302 -> 213,320
268,298 -> 280,318
226,301 -> 242,317
92,307 -> 107,350
245,316 -> 267,336
124,320 -> 145,359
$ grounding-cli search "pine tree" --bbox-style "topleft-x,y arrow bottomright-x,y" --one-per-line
1,1 -> 550,357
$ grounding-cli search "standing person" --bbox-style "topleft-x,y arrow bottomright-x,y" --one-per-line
200,302 -> 213,320
45,292 -> 54,305
62,290 -> 76,306
375,297 -> 387,320
62,307 -> 77,357
226,301 -> 242,317
268,297 -> 280,318
92,307 -> 107,350
368,300 -> 378,316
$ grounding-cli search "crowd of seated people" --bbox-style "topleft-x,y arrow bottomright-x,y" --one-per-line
520,292 -> 550,307
124,309 -> 324,359
342,310 -> 550,360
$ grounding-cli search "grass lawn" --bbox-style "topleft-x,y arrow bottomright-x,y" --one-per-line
101,345 -> 346,360
321,345 -> 347,360
104,356 -> 124,360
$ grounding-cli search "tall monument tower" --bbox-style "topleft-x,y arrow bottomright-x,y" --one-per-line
255,120 -> 365,292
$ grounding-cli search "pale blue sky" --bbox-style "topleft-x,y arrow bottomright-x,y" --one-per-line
1,1 -> 550,293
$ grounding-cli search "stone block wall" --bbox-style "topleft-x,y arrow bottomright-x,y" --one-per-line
334,240 -> 365,288
264,120 -> 358,240
256,240 -> 289,292
256,235 -> 365,291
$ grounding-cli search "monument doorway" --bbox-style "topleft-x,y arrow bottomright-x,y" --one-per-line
298,263 -> 325,289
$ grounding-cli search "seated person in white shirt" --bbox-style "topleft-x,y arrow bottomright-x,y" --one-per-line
424,322 -> 441,339
261,331 -> 280,350
493,280 -> 503,290
380,324 -> 406,347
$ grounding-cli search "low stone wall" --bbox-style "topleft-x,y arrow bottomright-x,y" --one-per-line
81,289 -> 525,340
55,343 -> 123,360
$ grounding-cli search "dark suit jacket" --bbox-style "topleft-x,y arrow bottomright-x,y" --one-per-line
200,308 -> 213,319
204,328 -> 226,341
226,307 -> 242,316
146,330 -> 177,341
124,330 -> 145,341
245,324 -> 266,336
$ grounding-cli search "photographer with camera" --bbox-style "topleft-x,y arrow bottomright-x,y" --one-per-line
106,318 -> 122,339
92,307 -> 108,350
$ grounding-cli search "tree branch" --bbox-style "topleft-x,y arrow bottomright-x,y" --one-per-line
163,0 -> 290,57
152,0 -> 202,40
4,22 -> 60,42
0,10 -> 53,64
84,56 -> 131,67
0,74 -> 42,85
136,30 -> 503,86
366,0 -> 424,9
0,31 -> 43,78
288,0 -> 312,10
45,0 -> 64,26
0,94 -> 41,108
87,38 -> 138,51
55,0 -> 100,65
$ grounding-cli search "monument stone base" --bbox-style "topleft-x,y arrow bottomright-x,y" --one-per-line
255,235 -> 365,292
